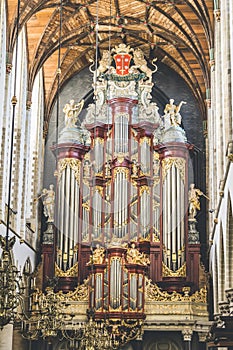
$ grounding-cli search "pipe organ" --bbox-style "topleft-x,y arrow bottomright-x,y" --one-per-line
44,43 -> 202,311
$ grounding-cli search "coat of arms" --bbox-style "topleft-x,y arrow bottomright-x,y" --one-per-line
114,52 -> 132,76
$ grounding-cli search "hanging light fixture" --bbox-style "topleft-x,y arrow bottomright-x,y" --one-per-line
0,0 -> 25,329
20,0 -> 64,342
21,286 -> 67,343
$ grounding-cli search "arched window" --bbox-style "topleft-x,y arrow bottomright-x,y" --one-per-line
10,27 -> 28,235
1,26 -> 29,238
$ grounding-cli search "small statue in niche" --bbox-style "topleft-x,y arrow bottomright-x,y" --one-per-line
88,244 -> 105,265
83,160 -> 91,178
153,157 -> 160,176
131,159 -> 138,177
164,98 -> 186,127
188,183 -> 203,220
105,160 -> 111,178
127,243 -> 150,266
63,99 -> 84,128
41,184 -> 55,222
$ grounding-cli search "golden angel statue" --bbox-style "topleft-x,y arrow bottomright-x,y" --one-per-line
41,184 -> 55,222
164,98 -> 186,127
63,99 -> 84,128
188,183 -> 203,219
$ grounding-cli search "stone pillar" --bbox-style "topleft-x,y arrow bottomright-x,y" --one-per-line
0,63 -> 12,220
0,324 -> 13,350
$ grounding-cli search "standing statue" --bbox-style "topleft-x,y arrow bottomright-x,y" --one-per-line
188,183 -> 203,220
41,184 -> 55,222
63,99 -> 84,128
133,48 -> 157,82
164,99 -> 186,127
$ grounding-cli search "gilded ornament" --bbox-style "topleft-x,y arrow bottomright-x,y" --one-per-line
139,136 -> 151,146
95,186 -> 104,197
228,153 -> 233,162
162,262 -> 186,277
66,278 -> 89,301
139,185 -> 150,196
153,152 -> 160,160
55,262 -> 78,277
115,152 -> 128,163
145,277 -> 207,303
152,229 -> 160,242
152,199 -> 160,210
82,200 -> 90,211
94,137 -> 104,145
87,245 -> 105,265
188,183 -> 204,219
113,167 -> 129,180
153,177 -> 160,186
126,243 -> 150,266
56,158 -> 81,184
162,157 -> 185,182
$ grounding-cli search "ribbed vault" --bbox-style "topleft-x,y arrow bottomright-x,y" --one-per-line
6,0 -> 213,124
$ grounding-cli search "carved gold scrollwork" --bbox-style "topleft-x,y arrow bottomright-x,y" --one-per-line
139,136 -> 151,146
113,167 -> 130,180
145,277 -> 207,303
139,185 -> 150,196
55,262 -> 78,277
82,200 -> 90,211
162,262 -> 186,277
152,199 -> 160,210
66,278 -> 89,301
55,158 -> 81,184
114,152 -> 129,163
94,137 -> 104,145
162,157 -> 185,182
95,186 -> 104,197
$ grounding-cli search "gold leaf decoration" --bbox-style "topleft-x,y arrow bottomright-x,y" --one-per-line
162,157 -> 185,182
55,262 -> 78,277
145,278 -> 207,303
162,262 -> 186,277
56,158 -> 81,184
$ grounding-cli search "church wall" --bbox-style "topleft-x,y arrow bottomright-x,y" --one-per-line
209,1 -> 233,330
209,161 -> 233,315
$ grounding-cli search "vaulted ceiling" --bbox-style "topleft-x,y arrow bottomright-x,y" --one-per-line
6,0 -> 213,122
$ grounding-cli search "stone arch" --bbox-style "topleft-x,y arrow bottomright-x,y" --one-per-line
147,338 -> 180,350
23,257 -> 32,275
143,331 -> 182,350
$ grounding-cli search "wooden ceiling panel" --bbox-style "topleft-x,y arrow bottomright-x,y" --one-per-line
6,0 -> 213,122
